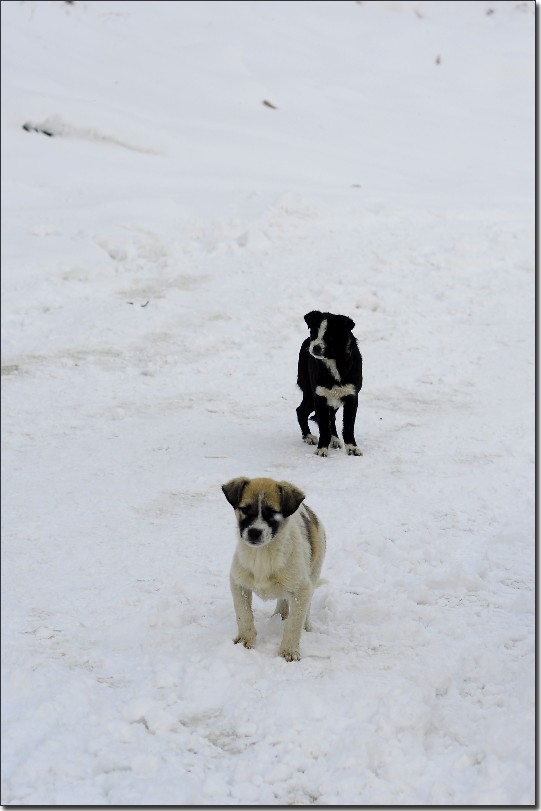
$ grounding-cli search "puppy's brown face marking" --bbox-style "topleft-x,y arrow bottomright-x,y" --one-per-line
222,477 -> 306,548
237,479 -> 283,547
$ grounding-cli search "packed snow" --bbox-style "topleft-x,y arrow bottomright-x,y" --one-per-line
1,0 -> 535,805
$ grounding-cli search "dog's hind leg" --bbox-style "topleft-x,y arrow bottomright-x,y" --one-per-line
314,394 -> 332,456
273,598 -> 289,620
296,395 -> 318,445
304,606 -> 313,632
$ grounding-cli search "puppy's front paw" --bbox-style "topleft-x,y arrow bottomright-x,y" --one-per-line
315,447 -> 328,457
279,646 -> 300,662
234,632 -> 256,649
303,433 -> 318,446
330,436 -> 342,449
345,444 -> 363,456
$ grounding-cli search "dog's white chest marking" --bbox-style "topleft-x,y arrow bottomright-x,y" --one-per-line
238,542 -> 288,600
315,383 -> 356,409
322,358 -> 340,382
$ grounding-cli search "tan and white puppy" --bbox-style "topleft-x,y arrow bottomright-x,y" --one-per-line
222,476 -> 326,662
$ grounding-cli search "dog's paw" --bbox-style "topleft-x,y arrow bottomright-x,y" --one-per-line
314,447 -> 328,457
345,444 -> 363,456
303,433 -> 318,446
279,646 -> 300,662
234,633 -> 256,649
330,436 -> 342,449
273,599 -> 289,620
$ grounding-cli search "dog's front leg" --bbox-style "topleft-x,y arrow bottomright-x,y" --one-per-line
342,394 -> 363,456
329,407 -> 342,448
278,583 -> 313,661
314,394 -> 331,456
230,575 -> 256,649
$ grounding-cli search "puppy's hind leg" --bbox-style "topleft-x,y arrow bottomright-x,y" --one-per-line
273,598 -> 289,620
304,606 -> 313,632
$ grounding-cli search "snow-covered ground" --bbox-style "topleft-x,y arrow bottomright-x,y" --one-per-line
1,0 -> 535,805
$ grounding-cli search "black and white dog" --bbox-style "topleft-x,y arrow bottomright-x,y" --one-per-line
296,310 -> 363,457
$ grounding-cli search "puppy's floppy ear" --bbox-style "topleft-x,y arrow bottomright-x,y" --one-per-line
222,477 -> 249,508
277,481 -> 306,517
304,310 -> 324,330
336,314 -> 355,332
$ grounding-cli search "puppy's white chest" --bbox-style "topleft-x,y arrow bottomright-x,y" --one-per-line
234,545 -> 288,600
237,567 -> 284,600
253,578 -> 284,601
315,383 -> 356,409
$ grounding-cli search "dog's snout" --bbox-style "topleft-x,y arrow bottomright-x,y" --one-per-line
247,527 -> 263,543
312,344 -> 322,356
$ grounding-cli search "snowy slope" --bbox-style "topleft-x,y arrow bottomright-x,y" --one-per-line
1,0 -> 535,805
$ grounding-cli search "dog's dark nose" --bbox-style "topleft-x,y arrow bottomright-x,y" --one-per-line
312,344 -> 322,355
247,527 -> 262,543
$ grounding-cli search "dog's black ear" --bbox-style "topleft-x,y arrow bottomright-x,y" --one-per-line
304,310 -> 324,330
336,314 -> 355,332
278,481 -> 306,518
222,477 -> 249,508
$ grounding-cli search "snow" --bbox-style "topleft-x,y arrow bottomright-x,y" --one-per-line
1,0 -> 535,805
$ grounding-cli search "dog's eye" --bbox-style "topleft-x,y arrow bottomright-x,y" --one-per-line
262,508 -> 281,522
239,506 -> 251,515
